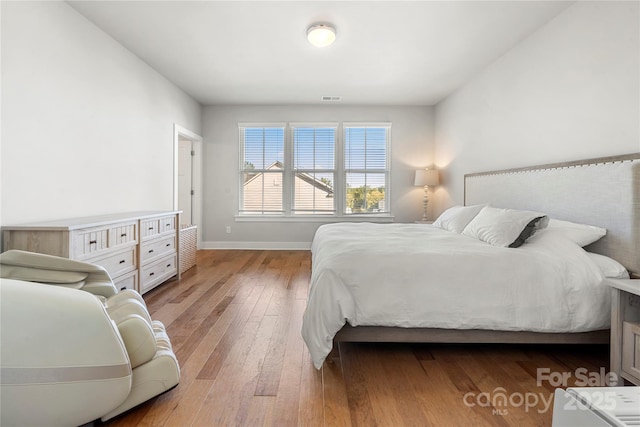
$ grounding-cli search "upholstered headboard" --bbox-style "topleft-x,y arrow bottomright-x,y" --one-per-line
464,153 -> 640,276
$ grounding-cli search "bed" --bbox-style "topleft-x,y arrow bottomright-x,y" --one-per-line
301,153 -> 640,369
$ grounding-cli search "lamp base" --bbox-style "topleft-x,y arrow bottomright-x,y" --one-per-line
422,185 -> 430,221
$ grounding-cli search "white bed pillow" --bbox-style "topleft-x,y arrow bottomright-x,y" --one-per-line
586,252 -> 629,279
432,204 -> 486,233
543,219 -> 607,247
462,205 -> 549,248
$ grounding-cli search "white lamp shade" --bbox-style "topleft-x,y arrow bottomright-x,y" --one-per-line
307,24 -> 336,47
414,169 -> 439,186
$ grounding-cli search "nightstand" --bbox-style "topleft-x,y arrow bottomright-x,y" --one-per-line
607,278 -> 640,386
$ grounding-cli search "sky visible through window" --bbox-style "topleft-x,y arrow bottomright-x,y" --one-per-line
243,128 -> 284,169
243,127 -> 387,189
293,127 -> 334,171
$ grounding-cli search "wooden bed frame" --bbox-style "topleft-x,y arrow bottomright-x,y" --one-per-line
329,153 -> 640,359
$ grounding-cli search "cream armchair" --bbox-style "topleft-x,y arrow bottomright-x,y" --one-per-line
0,250 -> 180,427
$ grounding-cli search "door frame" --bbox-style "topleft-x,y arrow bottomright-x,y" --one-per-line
174,123 -> 203,248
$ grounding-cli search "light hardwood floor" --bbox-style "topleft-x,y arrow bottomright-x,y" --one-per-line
103,250 -> 608,427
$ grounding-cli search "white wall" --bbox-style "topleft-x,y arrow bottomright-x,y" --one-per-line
1,1 -> 202,225
434,1 -> 639,212
202,105 -> 434,248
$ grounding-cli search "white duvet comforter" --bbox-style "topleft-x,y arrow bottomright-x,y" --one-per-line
301,223 -> 611,369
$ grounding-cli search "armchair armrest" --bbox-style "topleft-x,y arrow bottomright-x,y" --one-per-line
0,250 -> 117,297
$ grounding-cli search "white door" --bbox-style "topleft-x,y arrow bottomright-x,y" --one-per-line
178,137 -> 193,225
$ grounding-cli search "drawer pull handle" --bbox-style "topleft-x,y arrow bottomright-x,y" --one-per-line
149,272 -> 155,277
149,249 -> 154,253
166,243 -> 170,247
120,233 -> 127,237
89,240 -> 97,245
120,286 -> 127,291
148,227 -> 154,230
119,260 -> 126,264
167,264 -> 171,268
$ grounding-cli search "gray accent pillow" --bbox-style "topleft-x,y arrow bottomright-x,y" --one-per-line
462,205 -> 549,248
509,216 -> 547,248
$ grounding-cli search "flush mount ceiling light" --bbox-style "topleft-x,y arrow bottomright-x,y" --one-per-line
307,23 -> 336,48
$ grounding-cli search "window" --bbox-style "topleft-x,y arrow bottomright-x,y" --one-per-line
239,126 -> 285,214
343,124 -> 390,214
239,122 -> 391,219
291,125 -> 336,215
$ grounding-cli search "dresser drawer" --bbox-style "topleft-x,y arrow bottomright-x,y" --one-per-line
623,321 -> 640,382
113,270 -> 138,292
140,254 -> 177,293
91,247 -> 137,279
109,222 -> 137,247
140,219 -> 160,239
159,216 -> 176,234
141,235 -> 176,263
74,227 -> 109,258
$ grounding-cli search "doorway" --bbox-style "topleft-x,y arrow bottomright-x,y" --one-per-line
174,124 -> 203,248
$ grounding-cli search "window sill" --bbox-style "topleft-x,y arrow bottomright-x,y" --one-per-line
234,215 -> 395,223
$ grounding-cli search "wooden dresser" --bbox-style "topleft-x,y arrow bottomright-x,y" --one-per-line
2,211 -> 181,294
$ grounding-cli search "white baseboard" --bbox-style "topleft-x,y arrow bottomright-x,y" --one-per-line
201,241 -> 311,250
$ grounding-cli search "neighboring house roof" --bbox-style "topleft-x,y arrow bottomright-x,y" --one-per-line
244,161 -> 334,196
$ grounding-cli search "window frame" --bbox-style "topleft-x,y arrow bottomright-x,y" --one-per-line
342,122 -> 392,215
290,123 -> 338,216
238,124 -> 286,215
237,122 -> 393,222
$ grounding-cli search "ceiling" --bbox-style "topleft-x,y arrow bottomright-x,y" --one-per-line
68,1 -> 572,106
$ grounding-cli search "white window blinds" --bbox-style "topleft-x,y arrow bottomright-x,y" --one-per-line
239,126 -> 285,214
343,125 -> 390,214
291,126 -> 336,215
